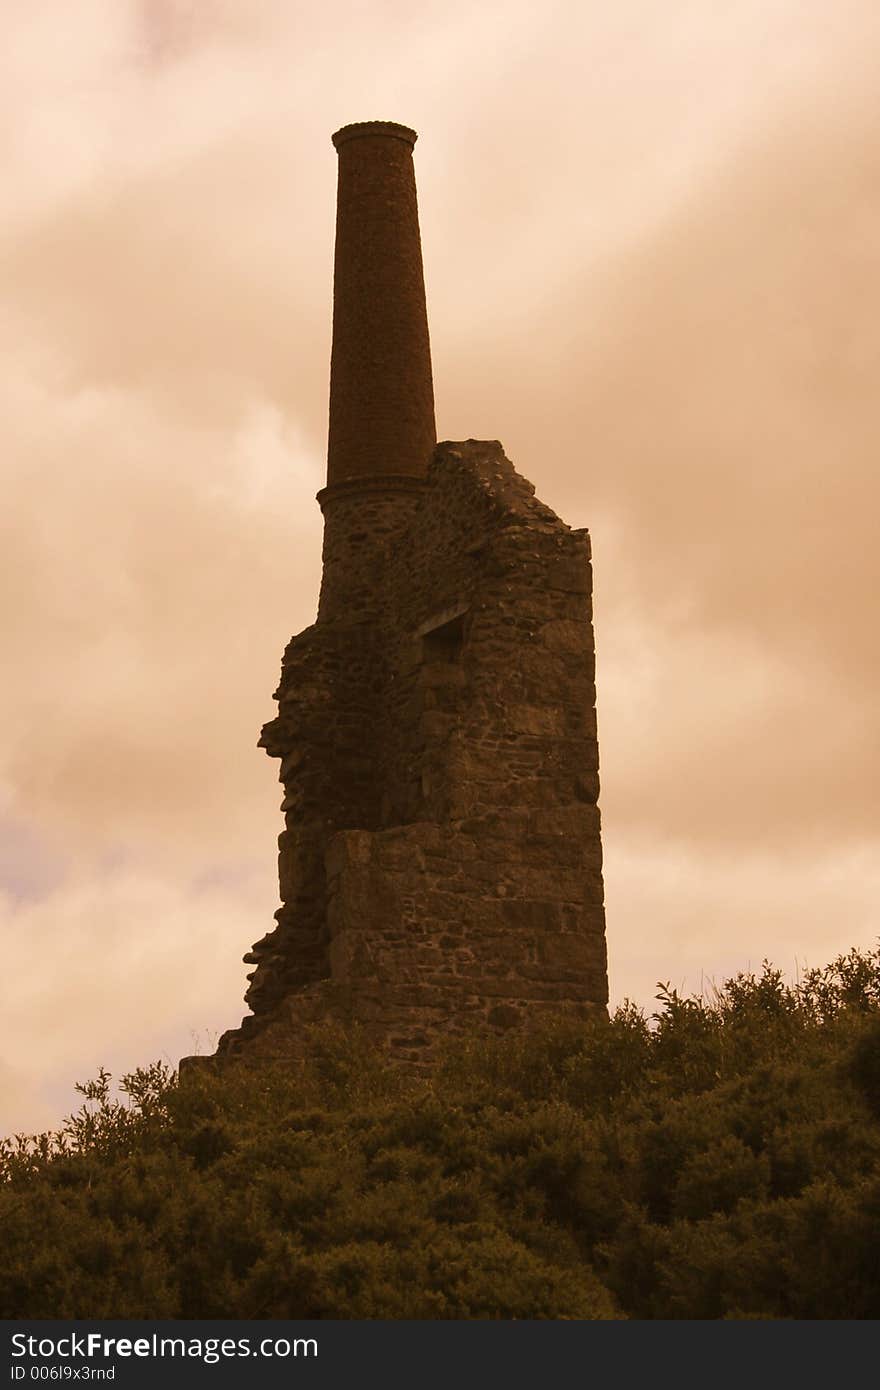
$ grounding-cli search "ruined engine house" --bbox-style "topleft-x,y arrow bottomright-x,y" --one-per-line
216,121 -> 608,1066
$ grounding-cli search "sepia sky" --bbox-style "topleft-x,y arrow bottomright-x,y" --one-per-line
2,0 -> 879,1134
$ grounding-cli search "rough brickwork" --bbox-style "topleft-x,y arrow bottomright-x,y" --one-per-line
197,121 -> 607,1072
327,122 -> 435,484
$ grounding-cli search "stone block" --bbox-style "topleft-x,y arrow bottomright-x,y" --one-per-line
507,704 -> 567,736
543,554 -> 589,593
535,933 -> 602,970
539,619 -> 590,654
498,899 -> 565,933
325,829 -> 374,880
487,1003 -> 521,1030
528,805 -> 601,839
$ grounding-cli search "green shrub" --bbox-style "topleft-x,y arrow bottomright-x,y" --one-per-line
2,947 -> 879,1318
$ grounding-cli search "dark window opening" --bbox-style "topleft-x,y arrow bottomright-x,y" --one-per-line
422,612 -> 465,663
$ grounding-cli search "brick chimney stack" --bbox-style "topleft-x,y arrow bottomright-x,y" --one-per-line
325,121 -> 435,488
317,121 -> 436,621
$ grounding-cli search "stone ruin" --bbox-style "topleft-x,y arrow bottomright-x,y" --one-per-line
210,121 -> 608,1068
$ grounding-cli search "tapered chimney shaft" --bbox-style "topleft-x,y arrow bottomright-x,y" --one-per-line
327,121 -> 435,487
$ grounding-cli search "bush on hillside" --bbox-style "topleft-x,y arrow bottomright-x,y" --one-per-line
2,946 -> 879,1319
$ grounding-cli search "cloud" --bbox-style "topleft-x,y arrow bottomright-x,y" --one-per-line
0,367 -> 322,853
2,0 -> 878,1134
606,840 -> 880,1010
0,859 -> 273,1136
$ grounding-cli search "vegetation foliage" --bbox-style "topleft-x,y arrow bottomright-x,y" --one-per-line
3,947 -> 880,1319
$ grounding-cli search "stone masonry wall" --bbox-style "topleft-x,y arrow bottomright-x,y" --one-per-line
217,439 -> 607,1065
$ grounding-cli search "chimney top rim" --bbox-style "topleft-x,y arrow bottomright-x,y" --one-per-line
332,121 -> 417,150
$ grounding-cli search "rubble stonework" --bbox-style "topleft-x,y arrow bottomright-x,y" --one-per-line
212,122 -> 608,1067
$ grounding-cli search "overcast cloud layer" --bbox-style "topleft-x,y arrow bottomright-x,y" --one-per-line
3,0 -> 878,1134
